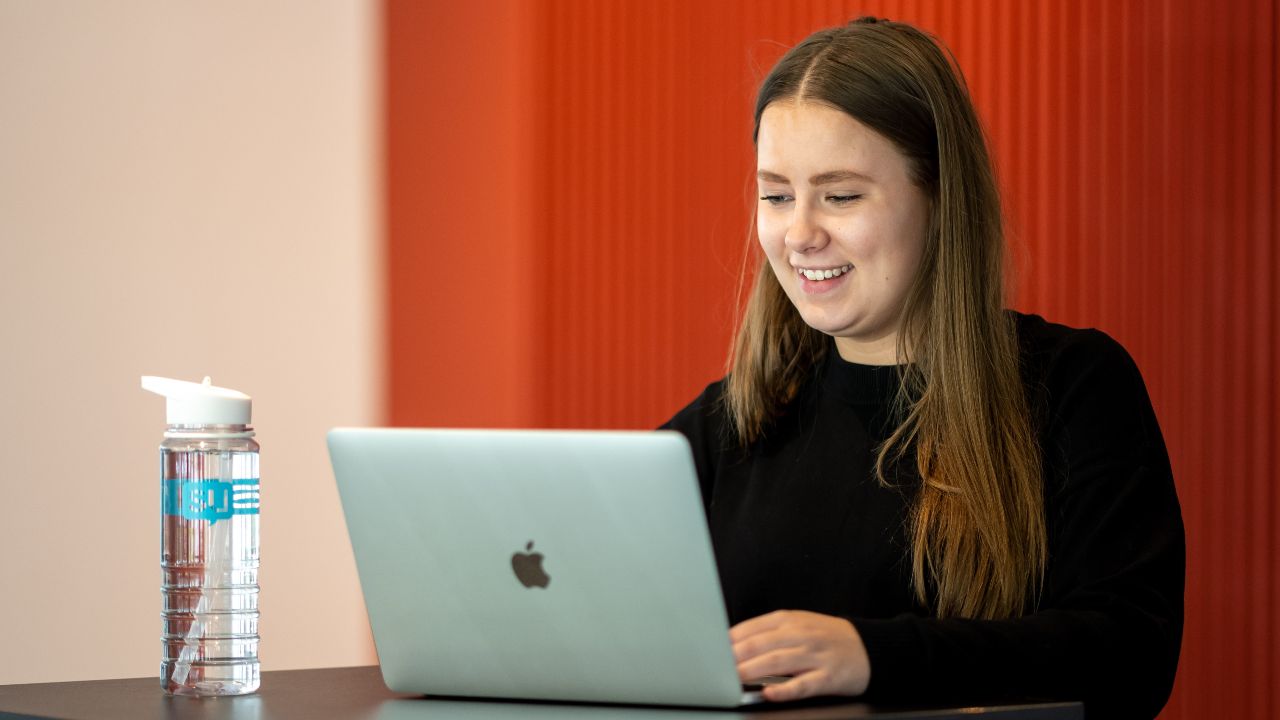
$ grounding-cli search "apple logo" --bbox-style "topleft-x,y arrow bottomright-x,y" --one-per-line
511,540 -> 551,589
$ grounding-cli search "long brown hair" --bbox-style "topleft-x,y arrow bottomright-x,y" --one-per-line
725,18 -> 1045,620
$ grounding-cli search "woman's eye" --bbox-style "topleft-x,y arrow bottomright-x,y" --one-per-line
760,194 -> 792,206
827,194 -> 862,205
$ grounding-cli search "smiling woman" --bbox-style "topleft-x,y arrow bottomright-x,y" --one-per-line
662,17 -> 1184,720
755,101 -> 930,364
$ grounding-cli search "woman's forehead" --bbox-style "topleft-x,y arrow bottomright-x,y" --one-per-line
756,101 -> 910,185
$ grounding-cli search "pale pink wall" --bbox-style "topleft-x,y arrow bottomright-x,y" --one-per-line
0,1 -> 381,683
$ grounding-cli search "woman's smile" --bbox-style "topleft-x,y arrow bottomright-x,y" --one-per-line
795,264 -> 853,294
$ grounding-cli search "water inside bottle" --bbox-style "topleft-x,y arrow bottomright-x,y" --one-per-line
160,448 -> 260,696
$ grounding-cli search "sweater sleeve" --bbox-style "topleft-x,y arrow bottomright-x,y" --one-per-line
853,330 -> 1185,720
659,380 -> 729,509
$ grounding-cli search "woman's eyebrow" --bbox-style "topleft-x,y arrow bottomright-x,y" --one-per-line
757,169 -> 874,185
810,169 -> 873,185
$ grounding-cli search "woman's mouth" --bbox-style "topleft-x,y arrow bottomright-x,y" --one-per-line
797,263 -> 853,281
795,263 -> 853,294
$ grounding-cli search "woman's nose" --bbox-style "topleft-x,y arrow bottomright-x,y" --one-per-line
784,207 -> 828,253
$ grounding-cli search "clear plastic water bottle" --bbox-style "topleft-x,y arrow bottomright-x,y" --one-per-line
142,376 -> 260,696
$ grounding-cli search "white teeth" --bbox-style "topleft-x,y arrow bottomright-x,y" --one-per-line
799,264 -> 852,281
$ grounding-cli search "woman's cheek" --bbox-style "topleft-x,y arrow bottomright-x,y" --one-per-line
756,214 -> 787,255
830,216 -> 869,252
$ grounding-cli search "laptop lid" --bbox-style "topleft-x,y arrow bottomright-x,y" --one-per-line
327,428 -> 751,708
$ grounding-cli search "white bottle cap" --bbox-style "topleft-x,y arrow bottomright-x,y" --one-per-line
141,375 -> 252,426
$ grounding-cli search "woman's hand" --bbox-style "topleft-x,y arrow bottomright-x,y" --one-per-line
730,610 -> 871,702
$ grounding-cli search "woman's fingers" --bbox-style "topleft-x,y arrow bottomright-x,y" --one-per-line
735,644 -> 809,681
761,670 -> 827,702
729,610 -> 871,700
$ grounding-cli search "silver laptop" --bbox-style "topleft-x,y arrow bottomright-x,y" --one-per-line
327,428 -> 764,708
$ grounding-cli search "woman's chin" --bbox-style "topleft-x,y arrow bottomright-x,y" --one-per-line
794,308 -> 856,337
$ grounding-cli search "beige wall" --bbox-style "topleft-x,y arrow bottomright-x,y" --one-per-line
0,1 -> 380,683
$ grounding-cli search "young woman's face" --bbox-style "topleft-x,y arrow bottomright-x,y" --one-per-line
756,100 -> 930,365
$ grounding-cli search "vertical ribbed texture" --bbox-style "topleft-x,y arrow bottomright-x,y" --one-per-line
536,0 -> 766,429
384,1 -> 537,429
386,1 -> 1279,715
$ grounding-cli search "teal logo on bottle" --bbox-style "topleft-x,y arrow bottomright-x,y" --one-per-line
163,478 -> 260,524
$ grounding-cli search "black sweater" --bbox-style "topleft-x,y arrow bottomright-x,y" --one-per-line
661,312 -> 1184,719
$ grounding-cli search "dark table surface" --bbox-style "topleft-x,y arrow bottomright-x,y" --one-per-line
0,666 -> 1083,720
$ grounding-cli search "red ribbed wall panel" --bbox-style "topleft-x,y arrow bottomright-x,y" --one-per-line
384,1 -> 538,428
386,1 -> 1279,716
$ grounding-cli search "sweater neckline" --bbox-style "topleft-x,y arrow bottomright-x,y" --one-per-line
821,345 -> 906,405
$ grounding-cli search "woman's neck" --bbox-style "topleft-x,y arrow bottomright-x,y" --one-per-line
833,333 -> 906,366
